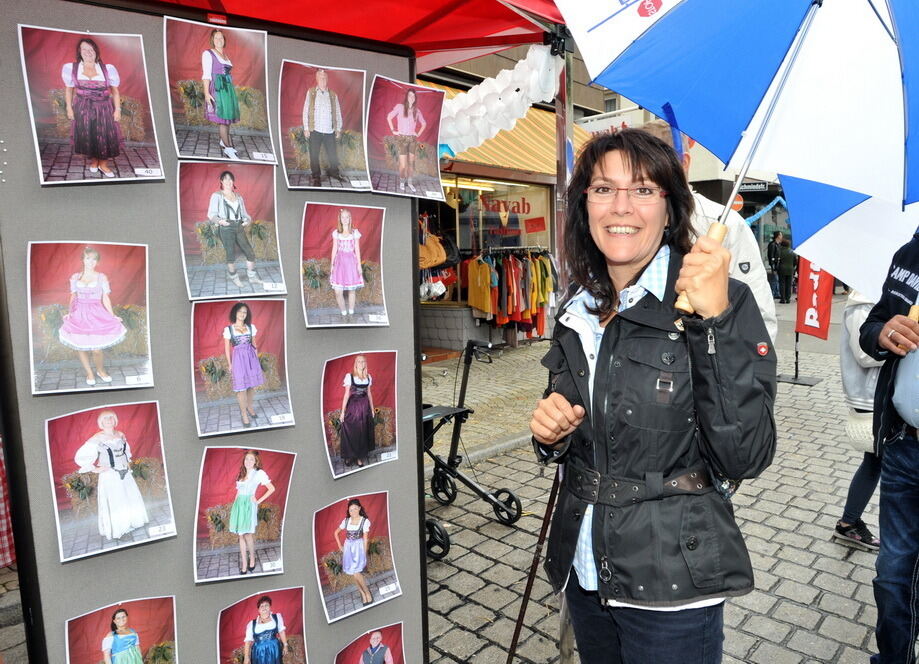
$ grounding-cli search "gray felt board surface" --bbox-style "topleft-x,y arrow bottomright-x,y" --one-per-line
0,0 -> 424,661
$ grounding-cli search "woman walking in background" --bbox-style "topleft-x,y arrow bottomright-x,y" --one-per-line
202,29 -> 241,160
229,449 -> 275,575
223,302 -> 265,427
59,245 -> 127,386
777,238 -> 797,303
63,37 -> 122,177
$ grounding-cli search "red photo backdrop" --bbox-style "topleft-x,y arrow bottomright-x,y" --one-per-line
218,587 -> 304,664
279,62 -> 365,166
192,299 -> 286,392
335,624 -> 404,664
366,77 -> 443,164
322,351 -> 396,425
179,162 -> 276,257
195,447 -> 295,541
66,597 -> 175,664
165,18 -> 268,120
20,26 -> 155,136
30,242 -> 147,310
313,491 -> 391,589
47,402 -> 162,511
301,203 -> 383,263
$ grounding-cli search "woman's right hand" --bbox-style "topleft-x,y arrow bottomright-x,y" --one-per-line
66,107 -> 74,121
530,392 -> 586,446
218,219 -> 230,226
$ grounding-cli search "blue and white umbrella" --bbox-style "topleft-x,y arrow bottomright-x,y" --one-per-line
555,0 -> 919,295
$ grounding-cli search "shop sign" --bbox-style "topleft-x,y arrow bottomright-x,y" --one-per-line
206,13 -> 228,24
524,217 -> 547,234
491,228 -> 522,236
480,196 -> 532,215
738,182 -> 768,192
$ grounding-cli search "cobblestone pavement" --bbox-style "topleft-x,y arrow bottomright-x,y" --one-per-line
286,169 -> 372,190
175,127 -> 276,162
423,299 -> 892,663
371,169 -> 444,199
305,304 -> 389,327
60,497 -> 175,560
0,565 -> 25,664
32,356 -> 153,394
39,138 -> 162,183
322,570 -> 401,621
196,542 -> 282,581
186,261 -> 285,300
328,444 -> 398,478
196,391 -> 294,435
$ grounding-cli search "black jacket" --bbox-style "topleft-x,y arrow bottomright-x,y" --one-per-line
767,240 -> 780,272
535,250 -> 777,606
859,233 -> 919,448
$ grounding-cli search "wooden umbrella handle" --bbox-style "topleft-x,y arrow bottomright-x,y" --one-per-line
909,305 -> 919,322
674,222 -> 729,314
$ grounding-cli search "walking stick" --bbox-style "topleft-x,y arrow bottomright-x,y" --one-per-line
506,466 -> 561,664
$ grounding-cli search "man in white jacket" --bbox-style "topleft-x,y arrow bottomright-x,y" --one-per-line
642,120 -> 778,341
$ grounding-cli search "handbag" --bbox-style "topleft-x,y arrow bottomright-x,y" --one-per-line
844,409 -> 875,454
419,233 -> 447,269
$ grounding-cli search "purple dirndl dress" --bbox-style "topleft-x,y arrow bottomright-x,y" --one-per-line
225,324 -> 264,392
66,61 -> 122,160
340,373 -> 375,462
341,516 -> 369,574
204,49 -> 240,125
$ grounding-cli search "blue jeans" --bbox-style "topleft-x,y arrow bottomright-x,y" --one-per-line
565,572 -> 724,663
871,435 -> 919,664
769,270 -> 780,297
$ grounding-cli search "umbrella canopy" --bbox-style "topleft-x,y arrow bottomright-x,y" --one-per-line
555,0 -> 918,296
151,0 -> 558,71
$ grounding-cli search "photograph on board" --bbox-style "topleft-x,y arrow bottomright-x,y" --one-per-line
178,161 -> 285,300
335,622 -> 404,664
65,596 -> 176,664
279,60 -> 370,191
217,586 -> 307,664
194,446 -> 295,583
321,351 -> 398,478
46,401 -> 176,563
366,75 -> 444,200
300,202 -> 388,328
18,24 -> 164,185
312,491 -> 402,623
164,17 -> 275,163
28,241 -> 153,395
191,298 -> 294,436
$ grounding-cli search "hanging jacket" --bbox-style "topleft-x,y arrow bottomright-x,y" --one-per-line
534,249 -> 777,606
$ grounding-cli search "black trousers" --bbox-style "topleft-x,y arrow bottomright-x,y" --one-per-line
779,274 -> 794,302
308,130 -> 340,178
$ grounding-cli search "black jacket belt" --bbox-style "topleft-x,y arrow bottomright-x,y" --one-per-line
565,463 -> 713,508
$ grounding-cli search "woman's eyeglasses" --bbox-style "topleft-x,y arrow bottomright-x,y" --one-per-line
584,185 -> 667,204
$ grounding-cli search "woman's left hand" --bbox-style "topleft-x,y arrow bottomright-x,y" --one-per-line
674,236 -> 731,319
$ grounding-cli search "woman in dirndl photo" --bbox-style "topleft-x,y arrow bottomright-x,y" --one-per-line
202,29 -> 241,160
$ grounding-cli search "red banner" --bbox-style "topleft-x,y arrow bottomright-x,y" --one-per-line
794,258 -> 834,340
524,216 -> 547,234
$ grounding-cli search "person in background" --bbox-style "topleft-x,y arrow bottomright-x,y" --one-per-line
302,68 -> 344,186
859,231 -> 919,664
767,231 -> 783,299
776,238 -> 796,304
642,120 -> 777,341
358,630 -> 394,664
834,291 -> 882,550
201,29 -> 240,160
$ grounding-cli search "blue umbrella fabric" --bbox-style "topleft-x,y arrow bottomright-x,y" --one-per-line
556,0 -> 917,207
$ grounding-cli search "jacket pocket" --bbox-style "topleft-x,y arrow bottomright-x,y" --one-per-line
679,496 -> 723,589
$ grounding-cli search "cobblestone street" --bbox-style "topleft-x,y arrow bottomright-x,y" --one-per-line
59,497 -> 175,560
322,570 -> 401,621
195,542 -> 282,581
422,298 -> 891,663
286,169 -> 372,190
186,261 -> 285,300
0,566 -> 24,664
196,391 -> 294,435
175,126 -> 276,162
39,138 -> 161,183
305,304 -> 389,327
371,169 -> 444,199
32,356 -> 153,394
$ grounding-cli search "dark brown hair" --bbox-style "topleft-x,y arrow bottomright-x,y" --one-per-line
76,38 -> 102,65
256,595 -> 272,608
110,608 -> 127,633
209,29 -> 226,49
401,89 -> 418,120
236,449 -> 262,482
564,129 -> 695,319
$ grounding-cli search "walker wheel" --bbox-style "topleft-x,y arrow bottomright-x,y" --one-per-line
425,519 -> 451,560
431,470 -> 458,505
492,488 -> 522,525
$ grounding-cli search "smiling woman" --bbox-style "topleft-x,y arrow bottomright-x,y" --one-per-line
529,129 -> 777,663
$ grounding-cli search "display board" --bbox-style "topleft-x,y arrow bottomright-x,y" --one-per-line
0,1 -> 425,662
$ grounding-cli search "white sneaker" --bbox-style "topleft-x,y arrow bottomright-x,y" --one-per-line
407,182 -> 417,193
223,146 -> 240,160
398,180 -> 405,191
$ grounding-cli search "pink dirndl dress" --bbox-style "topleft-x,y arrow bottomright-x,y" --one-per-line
329,230 -> 364,291
58,273 -> 127,351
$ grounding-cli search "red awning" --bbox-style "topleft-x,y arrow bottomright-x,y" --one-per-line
150,0 -> 563,70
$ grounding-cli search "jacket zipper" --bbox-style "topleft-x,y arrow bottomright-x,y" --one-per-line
707,327 -> 716,354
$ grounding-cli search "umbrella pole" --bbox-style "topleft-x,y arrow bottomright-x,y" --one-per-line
778,331 -> 822,386
717,0 -> 823,225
